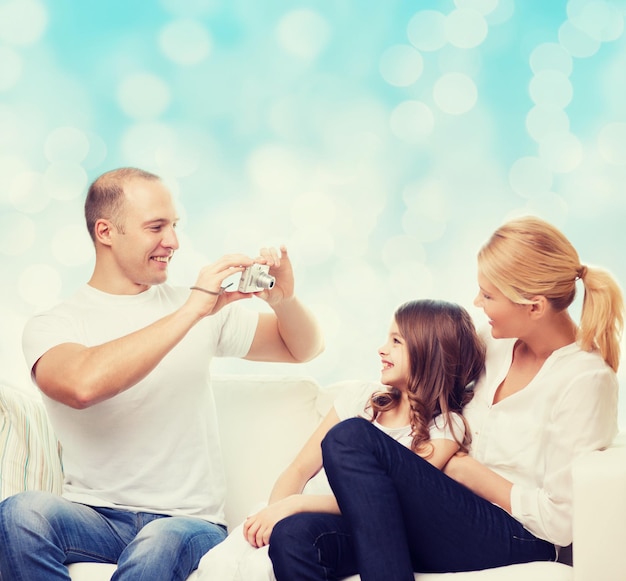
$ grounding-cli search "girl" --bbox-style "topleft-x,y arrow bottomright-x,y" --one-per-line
196,299 -> 485,580
269,216 -> 623,581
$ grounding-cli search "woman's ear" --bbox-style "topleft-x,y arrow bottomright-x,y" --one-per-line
528,295 -> 549,319
94,219 -> 114,247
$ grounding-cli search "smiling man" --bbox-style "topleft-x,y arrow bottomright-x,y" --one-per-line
0,167 -> 324,581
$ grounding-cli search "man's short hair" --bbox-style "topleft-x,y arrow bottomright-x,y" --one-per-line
84,167 -> 161,242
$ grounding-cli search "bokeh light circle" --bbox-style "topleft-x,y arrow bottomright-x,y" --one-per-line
407,10 -> 447,52
117,73 -> 171,120
566,0 -> 624,43
558,20 -> 601,58
433,72 -> 477,115
529,42 -> 573,76
9,171 -> 49,213
379,44 -> 424,87
43,162 -> 88,201
159,18 -> 212,65
277,9 -> 330,61
538,131 -> 583,173
485,0 -> 515,25
525,105 -> 570,142
445,9 -> 488,49
508,156 -> 553,199
529,71 -> 573,108
44,127 -> 90,163
0,0 -> 48,46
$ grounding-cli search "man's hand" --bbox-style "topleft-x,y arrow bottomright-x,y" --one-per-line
253,245 -> 294,306
187,253 -> 256,317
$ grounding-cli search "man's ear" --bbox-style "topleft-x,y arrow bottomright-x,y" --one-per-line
94,219 -> 114,247
528,295 -> 548,319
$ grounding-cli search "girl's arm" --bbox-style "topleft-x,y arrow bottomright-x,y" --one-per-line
243,408 -> 341,548
426,438 -> 463,470
423,412 -> 465,470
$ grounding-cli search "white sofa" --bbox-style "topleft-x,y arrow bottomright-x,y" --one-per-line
1,375 -> 625,581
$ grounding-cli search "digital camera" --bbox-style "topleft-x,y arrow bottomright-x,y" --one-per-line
238,264 -> 275,293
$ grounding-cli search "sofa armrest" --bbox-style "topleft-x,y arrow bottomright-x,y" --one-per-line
572,432 -> 626,581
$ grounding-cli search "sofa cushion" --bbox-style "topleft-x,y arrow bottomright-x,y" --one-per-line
0,385 -> 63,500
212,374 -> 323,528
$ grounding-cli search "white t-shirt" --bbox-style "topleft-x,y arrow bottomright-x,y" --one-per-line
334,379 -> 465,444
463,328 -> 618,547
22,283 -> 258,525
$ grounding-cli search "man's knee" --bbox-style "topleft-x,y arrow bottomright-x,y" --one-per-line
0,491 -> 60,529
130,517 -> 226,565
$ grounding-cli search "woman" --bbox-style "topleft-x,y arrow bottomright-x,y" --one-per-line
196,299 -> 485,580
269,216 -> 623,581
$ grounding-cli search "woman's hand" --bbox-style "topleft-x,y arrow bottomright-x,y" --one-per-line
243,496 -> 301,548
444,452 -> 513,513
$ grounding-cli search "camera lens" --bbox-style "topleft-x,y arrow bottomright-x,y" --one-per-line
255,272 -> 275,289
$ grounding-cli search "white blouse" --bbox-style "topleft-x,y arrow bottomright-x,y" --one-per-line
463,329 -> 618,546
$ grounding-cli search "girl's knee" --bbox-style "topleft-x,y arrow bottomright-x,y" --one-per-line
322,417 -> 377,459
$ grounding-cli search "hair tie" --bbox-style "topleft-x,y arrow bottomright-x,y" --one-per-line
576,265 -> 587,281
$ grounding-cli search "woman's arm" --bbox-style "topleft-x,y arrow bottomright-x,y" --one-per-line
443,454 -> 513,512
243,408 -> 341,547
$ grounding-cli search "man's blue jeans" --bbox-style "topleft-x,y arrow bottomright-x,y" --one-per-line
0,491 -> 227,581
269,418 -> 556,581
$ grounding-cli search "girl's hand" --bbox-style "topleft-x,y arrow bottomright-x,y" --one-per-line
242,496 -> 300,548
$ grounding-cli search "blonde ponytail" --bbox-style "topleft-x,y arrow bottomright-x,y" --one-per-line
578,266 -> 624,372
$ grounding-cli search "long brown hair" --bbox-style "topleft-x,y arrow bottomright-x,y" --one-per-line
368,299 -> 485,456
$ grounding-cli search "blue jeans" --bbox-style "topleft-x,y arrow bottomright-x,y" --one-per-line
269,418 -> 556,581
0,491 -> 227,581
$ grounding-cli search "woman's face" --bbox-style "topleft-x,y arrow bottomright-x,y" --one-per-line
378,318 -> 410,390
474,272 -> 529,339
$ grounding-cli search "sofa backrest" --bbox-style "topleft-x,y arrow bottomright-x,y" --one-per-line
212,374 -> 325,528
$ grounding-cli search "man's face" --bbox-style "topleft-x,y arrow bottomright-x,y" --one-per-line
108,178 -> 180,293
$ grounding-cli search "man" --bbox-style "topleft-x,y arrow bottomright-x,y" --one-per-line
0,167 -> 324,580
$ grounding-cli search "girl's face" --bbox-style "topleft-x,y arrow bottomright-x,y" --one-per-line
474,272 -> 529,339
378,318 -> 410,391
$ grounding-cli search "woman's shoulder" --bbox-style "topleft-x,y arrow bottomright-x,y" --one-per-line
548,341 -> 616,379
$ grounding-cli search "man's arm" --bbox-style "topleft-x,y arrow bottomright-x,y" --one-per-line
33,304 -> 204,409
244,246 -> 324,363
33,253 -> 259,409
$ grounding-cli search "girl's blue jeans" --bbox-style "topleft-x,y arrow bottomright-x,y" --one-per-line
0,491 -> 227,581
269,418 -> 556,581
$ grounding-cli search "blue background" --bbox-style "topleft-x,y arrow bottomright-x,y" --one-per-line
1,0 -> 624,424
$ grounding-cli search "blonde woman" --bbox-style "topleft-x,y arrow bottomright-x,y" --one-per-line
270,216 -> 623,581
